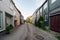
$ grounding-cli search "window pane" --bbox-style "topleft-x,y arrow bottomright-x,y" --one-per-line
40,8 -> 42,16
44,15 -> 48,21
51,0 -> 56,4
10,3 -> 13,11
0,11 -> 2,28
44,2 -> 48,9
43,2 -> 48,12
43,2 -> 48,21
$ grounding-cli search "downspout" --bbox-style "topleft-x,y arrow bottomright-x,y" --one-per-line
48,0 -> 50,29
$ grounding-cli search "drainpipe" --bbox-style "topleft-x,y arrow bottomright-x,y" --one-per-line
48,0 -> 50,29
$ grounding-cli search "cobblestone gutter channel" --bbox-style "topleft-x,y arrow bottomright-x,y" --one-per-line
33,33 -> 44,40
25,23 -> 44,40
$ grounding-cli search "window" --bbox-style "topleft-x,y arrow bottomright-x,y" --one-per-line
44,15 -> 48,21
37,11 -> 40,17
13,11 -> 16,16
51,0 -> 56,4
43,2 -> 48,16
10,3 -> 13,11
40,8 -> 42,16
0,11 -> 3,29
44,2 -> 48,9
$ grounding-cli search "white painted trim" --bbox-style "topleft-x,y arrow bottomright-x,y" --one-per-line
50,7 -> 60,13
0,29 -> 5,32
50,7 -> 60,16
50,13 -> 60,16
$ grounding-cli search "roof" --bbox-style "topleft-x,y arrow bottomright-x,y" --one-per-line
11,0 -> 21,14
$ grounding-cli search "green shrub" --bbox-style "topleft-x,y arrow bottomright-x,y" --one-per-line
56,36 -> 60,40
6,24 -> 13,31
6,25 -> 10,31
9,24 -> 13,29
37,16 -> 44,28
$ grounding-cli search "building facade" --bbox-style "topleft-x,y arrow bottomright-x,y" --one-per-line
30,0 -> 60,32
30,0 -> 49,26
0,0 -> 15,32
49,0 -> 60,32
13,2 -> 21,26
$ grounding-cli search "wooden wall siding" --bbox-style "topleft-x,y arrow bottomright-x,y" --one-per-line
58,15 -> 60,31
49,0 -> 60,11
50,15 -> 60,32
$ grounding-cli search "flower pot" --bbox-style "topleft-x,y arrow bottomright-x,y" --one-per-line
6,31 -> 10,34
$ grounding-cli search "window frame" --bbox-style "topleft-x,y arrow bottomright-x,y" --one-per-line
0,11 -> 3,29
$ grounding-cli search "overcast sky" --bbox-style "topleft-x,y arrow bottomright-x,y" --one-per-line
13,0 -> 45,19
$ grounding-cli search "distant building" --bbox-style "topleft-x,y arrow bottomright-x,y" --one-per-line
20,14 -> 24,24
12,1 -> 21,26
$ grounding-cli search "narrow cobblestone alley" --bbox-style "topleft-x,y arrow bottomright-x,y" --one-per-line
0,23 -> 57,40
0,0 -> 60,40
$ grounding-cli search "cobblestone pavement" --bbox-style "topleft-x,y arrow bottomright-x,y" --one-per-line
28,23 -> 57,40
0,23 -> 57,40
0,23 -> 28,40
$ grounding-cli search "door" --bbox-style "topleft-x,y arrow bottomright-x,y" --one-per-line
50,14 -> 60,32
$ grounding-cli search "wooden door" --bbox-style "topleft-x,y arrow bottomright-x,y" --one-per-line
50,15 -> 60,32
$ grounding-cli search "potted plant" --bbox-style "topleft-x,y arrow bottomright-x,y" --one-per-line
9,24 -> 13,30
6,24 -> 13,34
